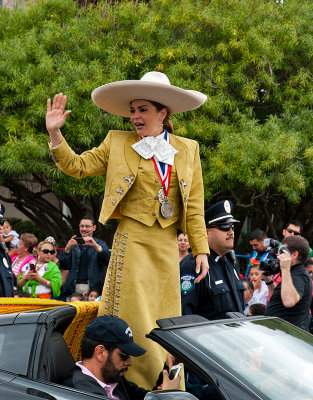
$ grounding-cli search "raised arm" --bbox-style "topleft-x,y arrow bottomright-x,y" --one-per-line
46,93 -> 72,147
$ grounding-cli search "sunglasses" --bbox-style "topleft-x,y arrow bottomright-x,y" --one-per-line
208,224 -> 234,232
116,350 -> 130,361
286,228 -> 300,236
41,249 -> 55,255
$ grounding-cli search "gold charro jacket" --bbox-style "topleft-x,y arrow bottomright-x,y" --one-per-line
50,130 -> 209,256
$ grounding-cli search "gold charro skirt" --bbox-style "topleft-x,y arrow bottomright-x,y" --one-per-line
98,216 -> 181,389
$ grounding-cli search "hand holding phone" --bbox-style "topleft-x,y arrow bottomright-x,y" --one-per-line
29,262 -> 36,272
168,364 -> 181,380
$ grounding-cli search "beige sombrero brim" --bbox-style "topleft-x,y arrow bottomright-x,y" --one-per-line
91,80 -> 207,117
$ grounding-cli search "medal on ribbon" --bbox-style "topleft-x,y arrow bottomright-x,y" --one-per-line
152,131 -> 174,219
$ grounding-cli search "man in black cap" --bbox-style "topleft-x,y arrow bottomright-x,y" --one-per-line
0,204 -> 14,297
180,200 -> 245,320
63,315 -> 180,399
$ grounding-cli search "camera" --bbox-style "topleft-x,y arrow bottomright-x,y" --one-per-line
75,236 -> 85,245
259,238 -> 290,276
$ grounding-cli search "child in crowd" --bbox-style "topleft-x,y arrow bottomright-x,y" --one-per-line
248,265 -> 270,308
83,287 -> 101,301
247,303 -> 267,316
1,220 -> 19,251
69,292 -> 84,302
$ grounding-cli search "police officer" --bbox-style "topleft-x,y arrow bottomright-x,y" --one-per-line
0,204 -> 14,297
180,200 -> 245,320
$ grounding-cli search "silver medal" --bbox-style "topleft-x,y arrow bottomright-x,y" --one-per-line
161,200 -> 174,219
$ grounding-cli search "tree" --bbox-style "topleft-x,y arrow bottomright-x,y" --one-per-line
1,0 -> 313,246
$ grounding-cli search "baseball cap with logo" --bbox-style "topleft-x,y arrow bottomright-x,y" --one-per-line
85,315 -> 146,357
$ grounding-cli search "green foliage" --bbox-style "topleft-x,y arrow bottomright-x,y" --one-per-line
2,0 -> 313,239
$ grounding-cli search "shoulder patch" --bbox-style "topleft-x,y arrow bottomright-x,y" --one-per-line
181,274 -> 196,295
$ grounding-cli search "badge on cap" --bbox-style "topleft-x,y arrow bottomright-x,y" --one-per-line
224,200 -> 231,214
181,274 -> 196,295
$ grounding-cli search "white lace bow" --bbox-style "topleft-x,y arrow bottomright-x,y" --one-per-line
132,136 -> 178,165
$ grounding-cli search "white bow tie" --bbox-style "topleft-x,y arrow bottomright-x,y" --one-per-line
132,136 -> 178,165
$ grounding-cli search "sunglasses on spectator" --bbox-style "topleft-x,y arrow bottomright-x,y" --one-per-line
286,228 -> 300,236
115,350 -> 130,361
41,249 -> 55,255
208,224 -> 234,232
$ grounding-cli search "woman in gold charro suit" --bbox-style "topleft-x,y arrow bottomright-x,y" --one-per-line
46,71 -> 209,388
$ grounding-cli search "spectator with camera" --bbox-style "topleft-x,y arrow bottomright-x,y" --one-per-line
59,216 -> 110,300
245,229 -> 273,278
263,236 -> 312,331
17,240 -> 62,299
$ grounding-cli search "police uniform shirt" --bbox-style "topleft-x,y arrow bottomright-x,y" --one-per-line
180,250 -> 245,320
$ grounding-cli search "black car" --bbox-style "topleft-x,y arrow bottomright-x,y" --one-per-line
149,314 -> 313,400
0,301 -> 312,399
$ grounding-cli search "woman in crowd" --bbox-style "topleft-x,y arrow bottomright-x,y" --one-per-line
17,240 -> 62,299
46,71 -> 209,387
45,236 -> 59,266
10,233 -> 38,280
177,231 -> 191,262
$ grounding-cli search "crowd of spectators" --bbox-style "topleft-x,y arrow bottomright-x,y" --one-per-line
0,207 -> 312,332
1,211 -> 313,327
1,201 -> 313,399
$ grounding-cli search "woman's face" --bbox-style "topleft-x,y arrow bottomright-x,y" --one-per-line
130,100 -> 167,137
17,239 -> 28,256
38,245 -> 55,263
177,234 -> 190,252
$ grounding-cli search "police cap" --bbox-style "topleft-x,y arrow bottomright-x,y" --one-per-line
205,200 -> 240,227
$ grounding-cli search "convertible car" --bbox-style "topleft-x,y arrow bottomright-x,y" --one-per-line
0,299 -> 312,399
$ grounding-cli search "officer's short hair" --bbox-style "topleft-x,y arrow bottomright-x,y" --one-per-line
282,236 -> 309,264
250,229 -> 267,242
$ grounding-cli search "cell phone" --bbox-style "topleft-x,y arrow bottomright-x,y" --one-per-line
29,262 -> 36,272
168,364 -> 181,380
75,236 -> 85,245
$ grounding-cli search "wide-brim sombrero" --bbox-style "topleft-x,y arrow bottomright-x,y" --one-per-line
91,71 -> 207,117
